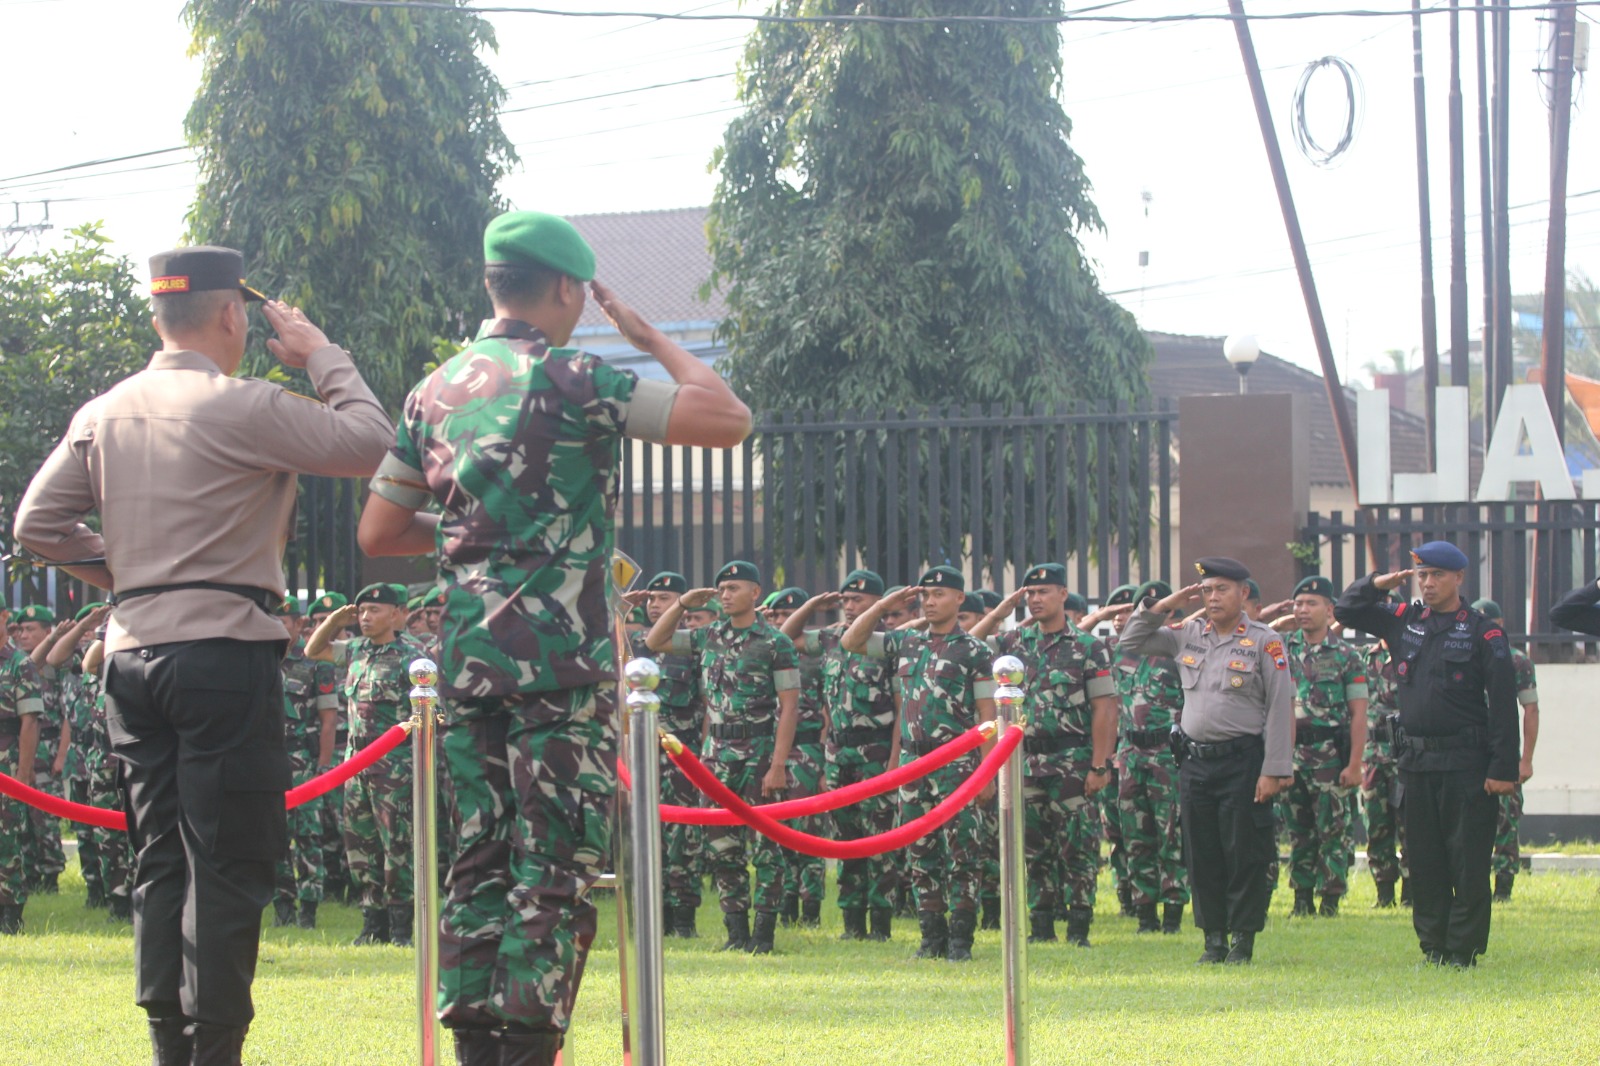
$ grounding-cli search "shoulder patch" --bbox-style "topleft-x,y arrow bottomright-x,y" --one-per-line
1264,639 -> 1287,670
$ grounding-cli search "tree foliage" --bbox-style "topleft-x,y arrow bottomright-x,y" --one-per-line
707,0 -> 1151,414
183,0 -> 515,410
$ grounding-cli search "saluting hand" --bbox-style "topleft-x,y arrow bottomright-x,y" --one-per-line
678,588 -> 718,610
881,585 -> 921,614
329,603 -> 359,629
620,590 -> 650,609
262,301 -> 332,369
591,280 -> 659,354
1373,569 -> 1415,592
1154,584 -> 1202,614
811,592 -> 844,611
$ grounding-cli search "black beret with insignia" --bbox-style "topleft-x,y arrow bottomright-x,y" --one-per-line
919,566 -> 965,592
354,583 -> 405,607
1194,557 -> 1251,582
647,571 -> 688,594
839,569 -> 886,596
714,560 -> 762,586
1293,575 -> 1336,602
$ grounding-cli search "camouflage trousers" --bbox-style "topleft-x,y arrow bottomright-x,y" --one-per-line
979,797 -> 1000,908
78,755 -> 134,906
21,763 -> 66,884
1023,774 -> 1088,914
702,739 -> 786,915
274,761 -> 325,904
781,741 -> 827,904
899,758 -> 984,915
0,736 -> 28,906
1362,755 -> 1408,884
1493,784 -> 1524,877
659,743 -> 703,909
322,732 -> 349,891
1064,798 -> 1104,909
343,737 -> 413,908
1099,770 -> 1128,898
827,743 -> 899,911
1117,748 -> 1190,907
438,685 -> 614,1035
1286,754 -> 1356,897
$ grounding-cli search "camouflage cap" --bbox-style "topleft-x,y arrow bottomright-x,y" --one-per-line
919,565 -> 965,592
74,601 -> 109,623
839,569 -> 886,596
647,571 -> 688,594
714,560 -> 761,586
1022,563 -> 1067,587
310,592 -> 349,614
13,605 -> 54,625
354,583 -> 406,607
1293,575 -> 1336,602
273,597 -> 304,618
483,211 -> 595,281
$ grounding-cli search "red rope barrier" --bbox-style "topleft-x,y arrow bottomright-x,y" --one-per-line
664,725 -> 1022,859
617,723 -> 994,826
0,722 -> 415,831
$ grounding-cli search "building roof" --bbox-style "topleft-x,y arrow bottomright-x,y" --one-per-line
570,207 -> 724,331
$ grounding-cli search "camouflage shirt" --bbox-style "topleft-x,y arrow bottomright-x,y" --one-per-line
801,624 -> 897,739
332,634 -> 428,741
283,644 -> 337,764
49,662 -> 89,779
1112,641 -> 1185,737
994,625 -> 1115,777
1512,649 -> 1538,708
386,318 -> 675,700
0,641 -> 43,729
795,645 -> 826,740
1285,630 -> 1369,729
628,630 -> 704,737
868,628 -> 996,750
1363,642 -> 1399,760
669,617 -> 799,730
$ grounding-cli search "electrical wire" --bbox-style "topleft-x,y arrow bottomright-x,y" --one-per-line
1292,55 -> 1362,166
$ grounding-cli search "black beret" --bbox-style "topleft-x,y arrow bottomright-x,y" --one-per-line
1471,598 -> 1503,618
647,571 -> 688,594
1064,592 -> 1090,614
1294,575 -> 1336,601
1137,580 -> 1173,603
919,566 -> 965,592
960,592 -> 984,614
355,582 -> 406,607
975,589 -> 1003,611
766,587 -> 807,611
1194,557 -> 1251,582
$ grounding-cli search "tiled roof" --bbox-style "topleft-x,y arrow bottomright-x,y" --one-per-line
570,207 -> 724,330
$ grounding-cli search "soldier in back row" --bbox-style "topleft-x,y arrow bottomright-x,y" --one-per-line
272,597 -> 339,929
0,604 -> 45,934
12,605 -> 66,895
764,587 -> 828,929
1470,599 -> 1539,903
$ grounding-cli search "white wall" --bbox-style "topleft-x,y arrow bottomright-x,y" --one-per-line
1524,664 -> 1600,818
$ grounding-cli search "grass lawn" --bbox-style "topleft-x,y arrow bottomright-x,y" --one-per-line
2,860 -> 1598,1065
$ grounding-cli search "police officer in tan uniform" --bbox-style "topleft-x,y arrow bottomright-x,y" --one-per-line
14,245 -> 392,1066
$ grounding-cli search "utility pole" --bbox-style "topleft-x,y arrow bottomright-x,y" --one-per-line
1540,3 -> 1578,446
1,202 -> 52,257
1412,0 -> 1441,458
1447,0 -> 1469,388
1491,7 -> 1513,411
1475,5 -> 1497,433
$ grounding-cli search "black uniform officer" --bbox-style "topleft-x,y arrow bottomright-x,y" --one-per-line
1333,540 -> 1520,967
1549,576 -> 1600,637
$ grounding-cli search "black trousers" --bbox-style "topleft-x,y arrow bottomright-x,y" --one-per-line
1179,738 -> 1273,935
103,639 -> 290,1028
1401,768 -> 1497,959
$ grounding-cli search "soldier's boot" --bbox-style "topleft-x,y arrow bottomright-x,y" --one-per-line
147,1015 -> 192,1066
388,904 -> 414,948
746,910 -> 777,955
1162,903 -> 1185,935
1027,910 -> 1057,944
1065,907 -> 1093,948
1494,872 -> 1514,902
799,898 -> 822,928
719,911 -> 750,952
1135,902 -> 1160,934
979,896 -> 1001,931
671,903 -> 699,939
1224,930 -> 1255,965
839,906 -> 868,941
1319,893 -> 1341,918
296,900 -> 318,930
492,1026 -> 562,1066
272,899 -> 296,927
1197,930 -> 1229,965
0,904 -> 21,935
779,892 -> 800,927
449,1026 -> 497,1066
85,883 -> 106,909
1117,881 -> 1135,918
661,899 -> 676,938
188,1022 -> 247,1066
37,872 -> 58,895
1373,881 -> 1397,908
913,911 -> 948,960
868,906 -> 893,943
1291,888 -> 1315,917
353,907 -> 390,946
946,910 -> 976,962
108,895 -> 132,924
1400,878 -> 1413,907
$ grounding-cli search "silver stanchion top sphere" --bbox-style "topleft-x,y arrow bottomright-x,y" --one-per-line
992,655 -> 1025,687
409,658 -> 439,689
624,657 -> 662,692
626,688 -> 662,712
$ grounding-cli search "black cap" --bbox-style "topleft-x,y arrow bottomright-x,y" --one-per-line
1471,598 -> 1503,619
1194,557 -> 1251,582
1064,592 -> 1089,614
646,571 -> 688,594
1293,575 -> 1336,601
148,246 -> 265,302
355,582 -> 406,607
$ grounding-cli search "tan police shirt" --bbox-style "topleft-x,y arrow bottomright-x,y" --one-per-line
1118,605 -> 1295,776
14,346 -> 392,653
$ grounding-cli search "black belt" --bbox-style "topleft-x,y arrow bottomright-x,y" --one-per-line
37,726 -> 60,742
114,581 -> 280,613
793,725 -> 824,743
907,737 -> 961,757
1124,727 -> 1171,750
1369,721 -> 1395,743
1182,733 -> 1263,761
707,721 -> 774,741
1024,731 -> 1092,756
1295,722 -> 1343,744
831,725 -> 894,747
1397,727 -> 1483,753
0,718 -> 20,737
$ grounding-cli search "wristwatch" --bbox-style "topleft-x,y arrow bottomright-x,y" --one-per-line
1089,764 -> 1110,775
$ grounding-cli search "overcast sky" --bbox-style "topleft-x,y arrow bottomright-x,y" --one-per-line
2,0 -> 1596,386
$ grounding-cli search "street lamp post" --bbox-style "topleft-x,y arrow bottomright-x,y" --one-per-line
1223,334 -> 1261,394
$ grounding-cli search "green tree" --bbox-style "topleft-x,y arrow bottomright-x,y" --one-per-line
183,0 -> 515,410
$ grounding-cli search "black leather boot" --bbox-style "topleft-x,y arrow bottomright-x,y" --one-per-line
353,907 -> 390,946
780,892 -> 800,927
946,909 -> 977,962
839,906 -> 868,941
1027,909 -> 1057,943
671,903 -> 699,939
450,1026 -> 498,1066
37,873 -> 58,895
1400,877 -> 1412,907
1224,930 -> 1255,965
720,911 -> 750,951
895,889 -> 916,918
0,903 -> 21,935
272,899 -> 296,927
1117,880 -> 1135,918
297,900 -> 318,929
799,898 -> 821,928
746,910 -> 777,955
492,1026 -> 563,1066
147,1015 -> 192,1066
1319,893 -> 1341,918
189,1022 -> 248,1066
1197,930 -> 1229,964
1373,881 -> 1396,908
914,911 -> 948,959
1292,888 -> 1315,917
868,905 -> 893,942
1162,903 -> 1185,935
85,882 -> 106,909
389,904 -> 414,948
1135,902 -> 1160,934
661,899 -> 676,938
980,896 -> 1001,931
108,895 -> 132,924
1065,907 -> 1093,948
1494,872 -> 1514,902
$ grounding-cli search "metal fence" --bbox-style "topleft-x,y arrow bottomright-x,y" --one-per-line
616,403 -> 1177,601
283,476 -> 365,602
1302,501 -> 1599,649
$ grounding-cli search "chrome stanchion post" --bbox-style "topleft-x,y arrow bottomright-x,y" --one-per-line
992,655 -> 1029,1066
623,658 -> 666,1066
409,658 -> 443,1066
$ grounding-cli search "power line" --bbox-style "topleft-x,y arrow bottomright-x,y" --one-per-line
0,146 -> 188,185
500,71 -> 731,115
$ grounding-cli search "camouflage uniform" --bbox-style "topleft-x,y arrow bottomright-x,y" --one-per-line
317,657 -> 350,897
1360,643 -> 1407,890
1492,650 -> 1538,878
78,669 -> 134,915
383,315 -> 673,1040
1284,630 -> 1368,902
20,658 -> 67,889
781,639 -> 828,916
275,644 -> 335,907
628,630 -> 704,913
667,617 -> 800,917
1113,647 -> 1190,909
57,660 -> 100,901
0,642 -> 44,915
995,624 -> 1116,930
335,634 -> 423,909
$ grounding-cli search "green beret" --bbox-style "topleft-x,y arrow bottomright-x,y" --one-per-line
1023,563 -> 1067,587
767,588 -> 807,611
273,597 -> 304,618
1104,584 -> 1138,607
628,604 -> 650,626
883,585 -> 907,597
13,605 -> 54,625
959,593 -> 983,615
1294,575 -> 1336,602
1064,592 -> 1089,615
1245,579 -> 1262,602
1194,557 -> 1251,582
687,599 -> 723,617
714,560 -> 761,586
839,569 -> 886,596
425,588 -> 446,608
919,566 -> 965,592
1137,580 -> 1173,603
74,602 -> 109,623
1471,598 -> 1503,619
355,583 -> 406,608
647,571 -> 688,594
975,589 -> 1003,611
406,595 -> 426,612
484,211 -> 595,281
311,592 -> 349,614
